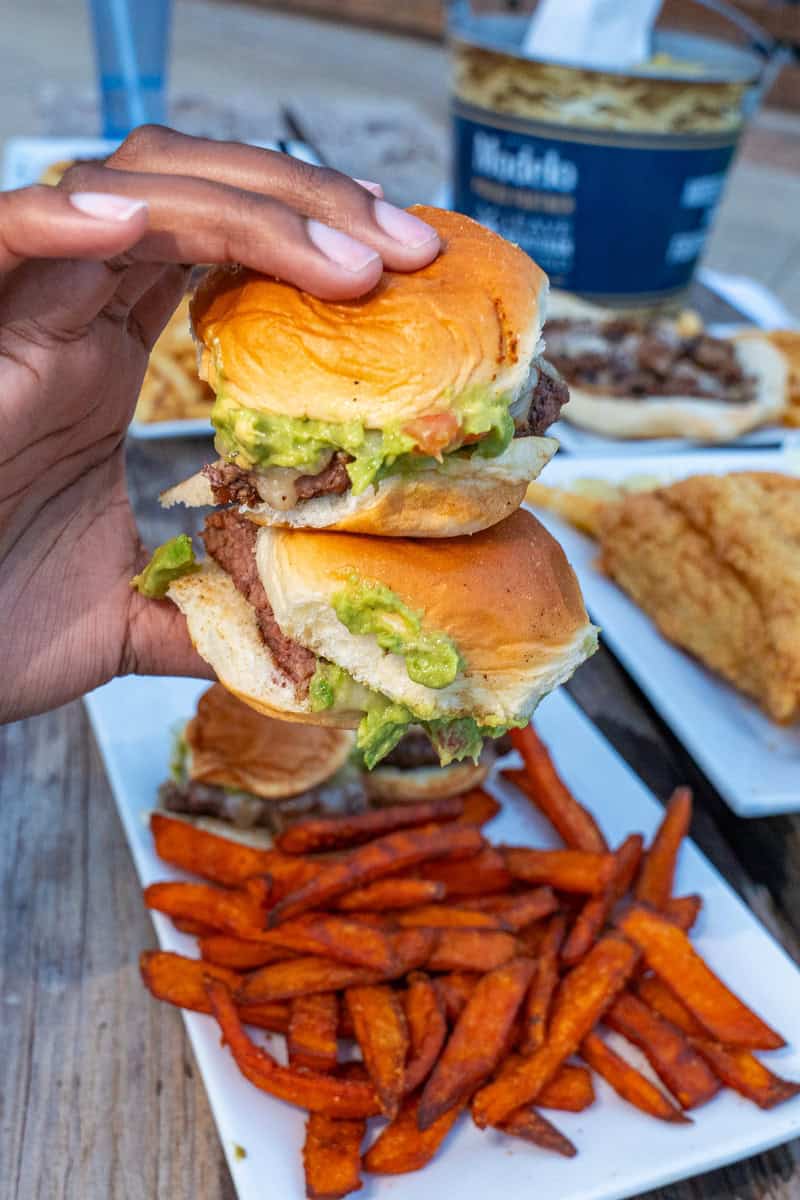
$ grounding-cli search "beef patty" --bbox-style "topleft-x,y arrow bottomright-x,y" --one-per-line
380,727 -> 514,770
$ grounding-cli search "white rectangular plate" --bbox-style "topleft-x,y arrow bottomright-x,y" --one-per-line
550,419 -> 793,458
529,448 -> 800,816
85,674 -> 800,1200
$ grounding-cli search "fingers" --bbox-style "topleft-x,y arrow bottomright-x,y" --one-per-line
0,258 -> 167,337
124,589 -> 216,683
129,264 -> 191,349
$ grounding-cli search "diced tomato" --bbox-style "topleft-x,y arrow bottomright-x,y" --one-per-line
404,412 -> 461,458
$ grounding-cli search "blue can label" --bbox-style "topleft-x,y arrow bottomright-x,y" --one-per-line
453,100 -> 739,302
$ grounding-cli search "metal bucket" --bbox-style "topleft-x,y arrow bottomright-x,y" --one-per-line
449,2 -> 770,306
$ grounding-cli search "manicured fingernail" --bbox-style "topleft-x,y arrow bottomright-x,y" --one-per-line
307,219 -> 380,272
373,199 -> 438,249
69,192 -> 147,221
354,178 -> 384,198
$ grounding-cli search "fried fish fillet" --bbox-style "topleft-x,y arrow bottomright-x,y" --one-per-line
595,472 -> 800,724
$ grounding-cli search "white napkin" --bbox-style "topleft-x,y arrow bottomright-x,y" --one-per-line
521,0 -> 664,70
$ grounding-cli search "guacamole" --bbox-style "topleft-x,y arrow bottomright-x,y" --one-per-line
131,535 -> 200,599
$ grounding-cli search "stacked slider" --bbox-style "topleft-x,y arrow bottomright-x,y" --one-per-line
135,207 -> 598,770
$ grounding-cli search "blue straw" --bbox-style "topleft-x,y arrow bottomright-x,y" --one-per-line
107,0 -> 147,130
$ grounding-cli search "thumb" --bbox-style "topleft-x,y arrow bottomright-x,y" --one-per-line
123,589 -> 215,683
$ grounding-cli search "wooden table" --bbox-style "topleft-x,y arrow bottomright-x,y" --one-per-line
2,288 -> 799,1200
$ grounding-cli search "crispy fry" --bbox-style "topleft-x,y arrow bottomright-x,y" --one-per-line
276,797 -> 465,854
288,993 -> 339,1074
199,935 -> 296,971
257,913 -> 399,972
345,985 -> 409,1117
395,905 -> 508,931
604,992 -> 720,1110
206,979 -> 381,1117
519,914 -> 565,1054
150,812 -> 317,889
335,879 -> 446,912
498,1107 -> 577,1158
636,975 -> 704,1034
144,880 -> 268,937
419,846 -> 512,897
269,824 -> 485,925
303,1112 -> 365,1200
503,847 -> 616,893
403,973 -> 448,1093
635,788 -> 692,910
538,1064 -> 595,1112
426,929 -> 518,973
472,933 -> 638,1127
238,957 -> 384,1005
508,726 -> 607,852
581,1030 -> 689,1123
461,887 -> 558,931
665,894 -> 703,932
617,905 -> 785,1050
456,789 -> 502,827
434,972 -> 480,1023
419,957 -> 536,1129
562,834 -> 644,966
363,1092 -> 462,1175
171,916 -> 218,937
139,951 -> 289,1031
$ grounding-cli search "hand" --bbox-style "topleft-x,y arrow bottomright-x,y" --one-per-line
0,126 -> 440,723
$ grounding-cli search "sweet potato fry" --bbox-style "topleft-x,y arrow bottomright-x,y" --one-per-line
288,993 -> 339,1074
403,973 -> 448,1093
472,933 -> 638,1128
617,904 -> 785,1050
199,935 -> 295,971
498,1107 -> 577,1158
635,788 -> 692,910
237,957 -> 383,1005
581,1030 -> 689,1123
144,880 -> 268,937
636,975 -> 704,1035
387,927 -> 439,974
150,812 -> 317,890
303,1113 -> 365,1200
665,894 -> 703,932
426,929 -> 517,973
363,1092 -> 462,1175
418,846 -> 512,898
604,992 -> 720,1110
503,847 -> 616,894
461,887 -> 558,931
418,957 -> 536,1129
434,972 -> 480,1023
269,824 -> 485,926
519,914 -> 565,1054
335,879 -> 445,912
139,951 -> 289,1031
206,979 -> 381,1117
345,985 -> 409,1117
508,726 -> 608,852
538,1064 -> 595,1113
561,834 -> 644,966
260,913 -> 398,972
277,797 -> 465,854
395,905 -> 508,931
456,789 -> 502,827
171,916 -> 218,937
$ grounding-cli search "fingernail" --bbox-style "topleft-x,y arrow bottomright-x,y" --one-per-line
69,192 -> 148,221
307,219 -> 380,272
373,199 -> 438,249
354,178 -> 384,198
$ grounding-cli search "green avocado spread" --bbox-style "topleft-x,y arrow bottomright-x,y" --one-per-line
131,535 -> 199,598
331,573 -> 463,689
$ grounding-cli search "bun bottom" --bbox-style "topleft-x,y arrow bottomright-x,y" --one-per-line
363,761 -> 489,803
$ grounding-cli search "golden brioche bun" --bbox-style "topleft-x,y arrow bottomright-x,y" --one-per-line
160,436 -> 557,537
259,509 -> 597,725
363,760 -> 489,803
186,683 -> 354,798
191,206 -> 547,430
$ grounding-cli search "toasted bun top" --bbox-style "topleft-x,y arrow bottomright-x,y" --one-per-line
191,206 -> 547,429
185,683 -> 354,797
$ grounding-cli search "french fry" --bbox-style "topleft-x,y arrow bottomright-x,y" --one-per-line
150,812 -> 317,889
402,973 -> 448,1094
636,975 -> 704,1035
538,1064 -> 595,1113
269,824 -> 485,925
171,916 -> 218,937
288,993 -> 339,1074
503,847 -> 616,894
498,1107 -> 577,1158
206,979 -> 381,1117
508,726 -> 608,852
456,789 -> 502,827
418,957 -> 536,1129
604,992 -> 720,1110
276,797 -> 465,854
256,913 -> 399,972
363,1092 -> 462,1175
335,879 -> 446,912
139,951 -> 289,1031
434,972 -> 480,1023
665,894 -> 703,932
617,905 -> 785,1050
302,1112 -> 365,1200
345,985 -> 409,1117
581,1030 -> 689,1123
561,834 -> 644,966
419,846 -> 512,897
199,935 -> 296,971
461,887 -> 558,931
426,929 -> 517,973
143,880 -> 268,937
635,788 -> 692,910
237,957 -> 384,1005
395,905 -> 508,931
519,914 -> 565,1054
472,933 -> 638,1128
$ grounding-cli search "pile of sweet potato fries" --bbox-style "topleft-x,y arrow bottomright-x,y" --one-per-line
140,726 -> 799,1197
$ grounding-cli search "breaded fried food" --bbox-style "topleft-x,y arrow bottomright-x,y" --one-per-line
596,472 -> 800,723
